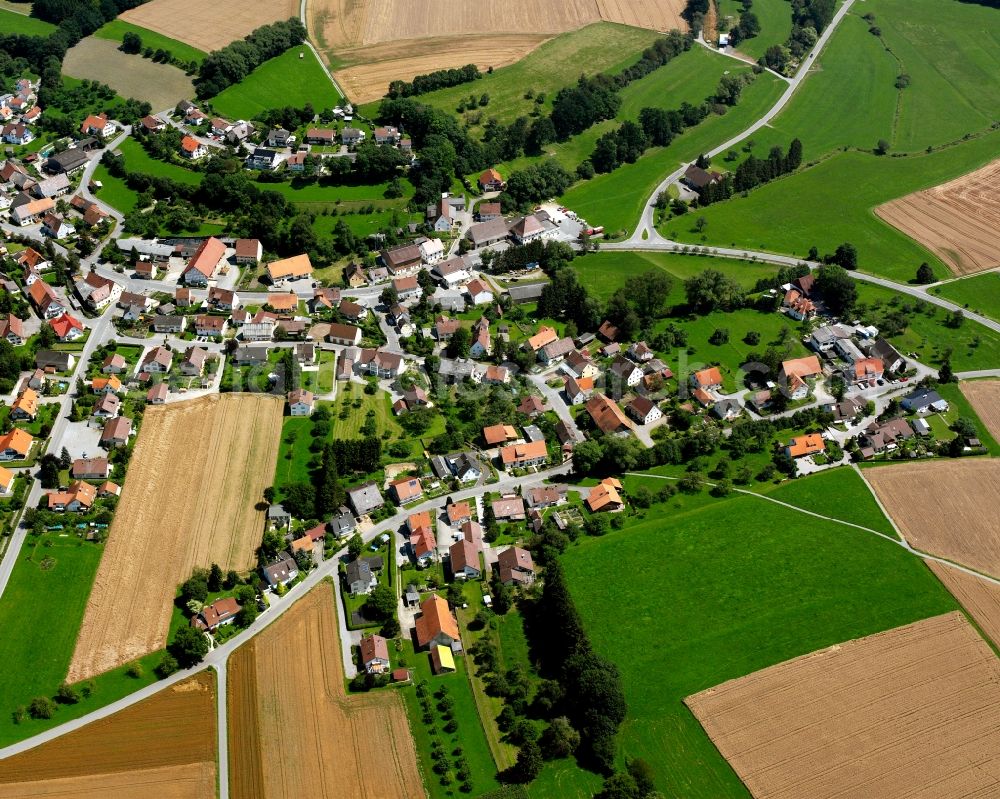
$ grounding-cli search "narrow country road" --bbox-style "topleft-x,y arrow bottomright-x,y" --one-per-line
215,661 -> 229,799
300,0 -> 348,101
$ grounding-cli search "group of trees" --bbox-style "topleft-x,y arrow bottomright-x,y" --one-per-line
501,161 -> 574,210
194,18 -> 306,98
387,64 -> 481,98
696,139 -> 803,204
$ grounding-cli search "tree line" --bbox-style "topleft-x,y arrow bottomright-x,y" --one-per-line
194,18 -> 306,98
387,64 -> 481,98
695,138 -> 802,204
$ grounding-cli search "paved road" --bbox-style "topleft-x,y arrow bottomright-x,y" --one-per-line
215,661 -> 229,799
956,370 -> 1000,379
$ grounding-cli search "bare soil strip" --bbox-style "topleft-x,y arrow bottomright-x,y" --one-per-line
864,459 -> 1000,578
875,158 -> 1000,276
686,612 -> 1000,799
960,380 -> 1000,442
0,673 -> 216,798
229,582 -> 423,799
68,394 -> 283,682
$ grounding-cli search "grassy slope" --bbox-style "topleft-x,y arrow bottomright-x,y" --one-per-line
209,48 -> 342,120
93,19 -> 207,66
562,495 -> 958,798
91,164 -> 139,213
412,23 -> 662,126
718,0 -> 793,60
0,7 -> 55,36
560,71 -> 785,235
119,137 -> 201,185
934,273 -> 1000,324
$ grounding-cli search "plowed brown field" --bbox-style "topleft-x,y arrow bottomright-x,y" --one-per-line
864,459 -> 1000,578
120,0 -> 299,52
68,394 -> 283,682
0,673 -> 216,798
960,380 -> 1000,441
310,0 -> 686,102
229,582 -> 422,799
686,612 -> 1000,799
928,562 -> 1000,648
875,158 -> 1000,276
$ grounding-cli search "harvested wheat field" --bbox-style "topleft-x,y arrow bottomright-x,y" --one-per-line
68,393 -> 283,682
64,37 -> 194,110
0,672 -> 216,798
229,582 -> 422,799
686,612 -> 1000,799
929,562 -> 1000,648
310,0 -> 686,102
865,459 -> 1000,578
876,159 -> 1000,276
961,380 -> 1000,440
120,0 -> 299,53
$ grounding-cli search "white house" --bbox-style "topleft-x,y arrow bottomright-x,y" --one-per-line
419,237 -> 445,264
465,278 -> 494,306
288,388 -> 315,416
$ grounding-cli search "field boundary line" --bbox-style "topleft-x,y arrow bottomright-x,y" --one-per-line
301,0 -> 347,101
851,463 -> 907,544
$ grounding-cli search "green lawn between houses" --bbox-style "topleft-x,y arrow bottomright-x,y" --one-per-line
0,534 -> 163,746
208,47 -> 342,120
556,491 -> 959,798
93,19 -> 207,66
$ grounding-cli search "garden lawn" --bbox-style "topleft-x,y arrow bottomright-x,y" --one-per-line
667,131 -> 1000,283
209,47 -> 342,119
263,177 -> 414,208
718,0 -> 793,60
933,382 -> 1000,457
91,164 -> 139,213
332,384 -> 402,440
412,23 -> 662,127
756,466 -> 899,537
120,138 -> 201,186
400,640 -> 502,799
572,250 -> 779,303
934,273 -> 1000,324
0,7 -> 56,35
560,71 -> 785,236
93,19 -> 206,65
0,535 -> 162,746
273,416 -> 316,491
561,495 -> 958,798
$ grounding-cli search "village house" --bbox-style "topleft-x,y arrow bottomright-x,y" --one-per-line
147,383 -> 168,404
586,477 -> 624,513
93,392 -> 121,420
11,197 -> 55,226
712,398 -> 742,421
449,539 -> 481,580
483,424 -> 518,447
859,418 -> 913,458
499,439 -> 548,469
288,388 -> 315,416
497,546 -> 535,586
72,457 -> 110,480
409,515 -> 436,565
682,164 -> 723,191
152,314 -> 186,334
868,338 -> 906,373
326,322 -> 362,347
101,353 -> 127,374
208,287 -> 240,311
179,346 -> 209,376
431,257 -> 471,288
262,552 -> 298,589
49,313 -> 85,342
810,324 -> 854,353
466,218 -> 509,249
392,275 -> 420,299
46,481 -> 96,512
785,433 -> 825,459
191,597 -> 241,632
476,201 -> 502,222
565,349 -> 600,380
0,314 -> 26,346
447,501 -> 472,526
585,393 -> 631,434
565,375 -> 595,405
414,594 -> 460,649
478,168 -> 504,192
626,396 -> 662,425
141,346 -> 173,373
80,112 -> 115,137
779,355 -> 823,400
266,253 -> 312,285
0,429 -> 33,461
247,148 -> 279,170
341,127 -> 365,146
526,325 -> 558,353
348,481 -> 384,517
510,213 -> 555,245
419,237 -> 445,264
40,211 -> 74,239
182,237 -> 227,285
539,336 -> 574,365
193,314 -> 227,338
76,272 -> 121,310
526,485 -> 566,510
492,497 -> 526,523
44,149 -> 89,175
382,244 -> 423,276
518,395 -> 545,416
10,388 -> 38,421
180,135 -> 207,160
610,355 -> 644,387
691,366 -> 723,392
359,348 -> 406,378
391,477 -> 423,504
901,388 -> 949,415
35,350 -> 74,371
140,114 -> 165,133
360,634 -> 390,674
850,357 -> 884,387
782,287 -> 816,321
345,558 -> 377,595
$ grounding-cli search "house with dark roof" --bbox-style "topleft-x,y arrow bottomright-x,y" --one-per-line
262,552 -> 298,588
345,558 -> 376,595
496,547 -> 535,586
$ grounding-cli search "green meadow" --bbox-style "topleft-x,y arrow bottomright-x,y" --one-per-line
94,19 -> 207,66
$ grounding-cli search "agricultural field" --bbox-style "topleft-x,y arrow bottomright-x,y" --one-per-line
928,562 -> 1000,649
228,581 -> 422,799
960,380 -> 1000,441
686,612 -> 1000,799
0,6 -> 55,36
120,0 -> 299,53
875,158 -> 1000,276
209,47 -> 342,120
68,394 -> 283,682
560,494 -> 956,798
717,0 -> 792,60
865,459 -> 1000,578
63,37 -> 195,111
934,273 -> 1000,324
310,0 -> 687,103
0,672 -> 216,798
93,19 -> 207,66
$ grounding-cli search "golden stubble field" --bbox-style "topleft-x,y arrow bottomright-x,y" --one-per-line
928,562 -> 1000,649
229,582 -> 422,799
309,0 -> 687,102
0,673 -> 216,798
960,379 -> 1000,441
686,612 -> 1000,799
120,0 -> 299,53
67,394 -> 283,682
876,158 -> 1000,276
864,459 -> 1000,578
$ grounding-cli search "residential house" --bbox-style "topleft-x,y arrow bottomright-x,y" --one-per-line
40,211 -> 74,239
152,314 -> 186,333
447,501 -> 472,526
409,522 -> 436,565
517,395 -> 545,416
449,539 -> 481,579
628,341 -> 655,362
585,393 -> 631,434
338,299 -> 367,322
483,424 -> 518,446
345,558 -> 376,595
265,128 -> 291,147
139,114 -> 164,133
374,126 -> 400,145
392,275 -> 420,299
49,313 -> 84,342
295,342 -> 316,365
180,135 -> 207,160
526,485 -> 565,509
262,552 -> 298,588
682,164 -> 723,190
348,481 -> 384,517
478,168 -> 504,191
141,346 -> 173,373
859,418 -> 913,456
327,322 -> 362,347
226,121 -> 254,144
0,429 -> 32,461
0,314 -> 26,345
539,336 -> 574,365
419,237 -> 445,264
780,355 -> 822,400
305,128 -> 336,145
609,355 -> 643,387
266,253 -> 312,285
359,348 -> 406,378
35,350 -> 74,371
451,453 -> 482,483
785,433 -> 825,458
31,174 -> 70,199
499,439 -> 548,469
431,257 -> 471,288
234,239 -> 262,265
626,396 -> 662,425
565,349 -> 600,380
565,375 -> 594,405
288,388 -> 314,416
147,383 -> 168,404
11,197 -> 55,226
868,338 -> 906,373
810,324 -> 854,353
360,634 -> 390,674
191,598 -> 241,632
10,388 -> 38,421
382,244 -> 423,276
341,127 -> 365,146
2,123 -> 33,145
75,272 -> 121,309
782,287 -> 816,321
46,481 -> 96,512
134,261 -> 157,280
194,314 -> 227,338
691,366 -> 723,392
434,316 -> 461,341
414,594 -> 460,649
345,263 -> 367,288
93,392 -> 121,419
901,388 -> 949,414
182,237 -> 227,285
247,148 -> 279,170
309,286 -> 341,313
477,201 -> 501,221
526,325 -> 558,352
496,546 -> 534,586
712,397 -> 742,421
266,292 -> 299,313
44,149 -> 89,175
510,213 -> 553,245
391,477 -> 423,504
492,497 -> 526,522
431,645 -> 456,674
179,346 -> 209,376
586,477 -> 624,513
0,467 -> 13,495
91,376 -> 122,394
80,113 -> 115,136
438,358 -> 483,384
851,357 -> 884,386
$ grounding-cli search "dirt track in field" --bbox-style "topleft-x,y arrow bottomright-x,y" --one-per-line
229,582 -> 422,799
960,380 -> 1000,441
875,158 -> 1000,276
0,673 -> 216,798
63,37 -> 195,110
67,394 -> 283,682
120,0 -> 299,52
864,459 -> 1000,578
686,612 -> 1000,799
928,562 -> 1000,648
310,0 -> 687,102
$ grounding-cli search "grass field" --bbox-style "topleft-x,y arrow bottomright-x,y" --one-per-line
415,23 -> 663,126
561,70 -> 785,235
561,495 -> 958,798
934,273 -> 1000,323
94,19 -> 207,66
0,6 -> 55,35
273,416 -> 316,491
718,0 -> 792,60
92,164 -> 140,213
333,383 -> 401,439
119,137 -> 201,185
209,47 -> 342,120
